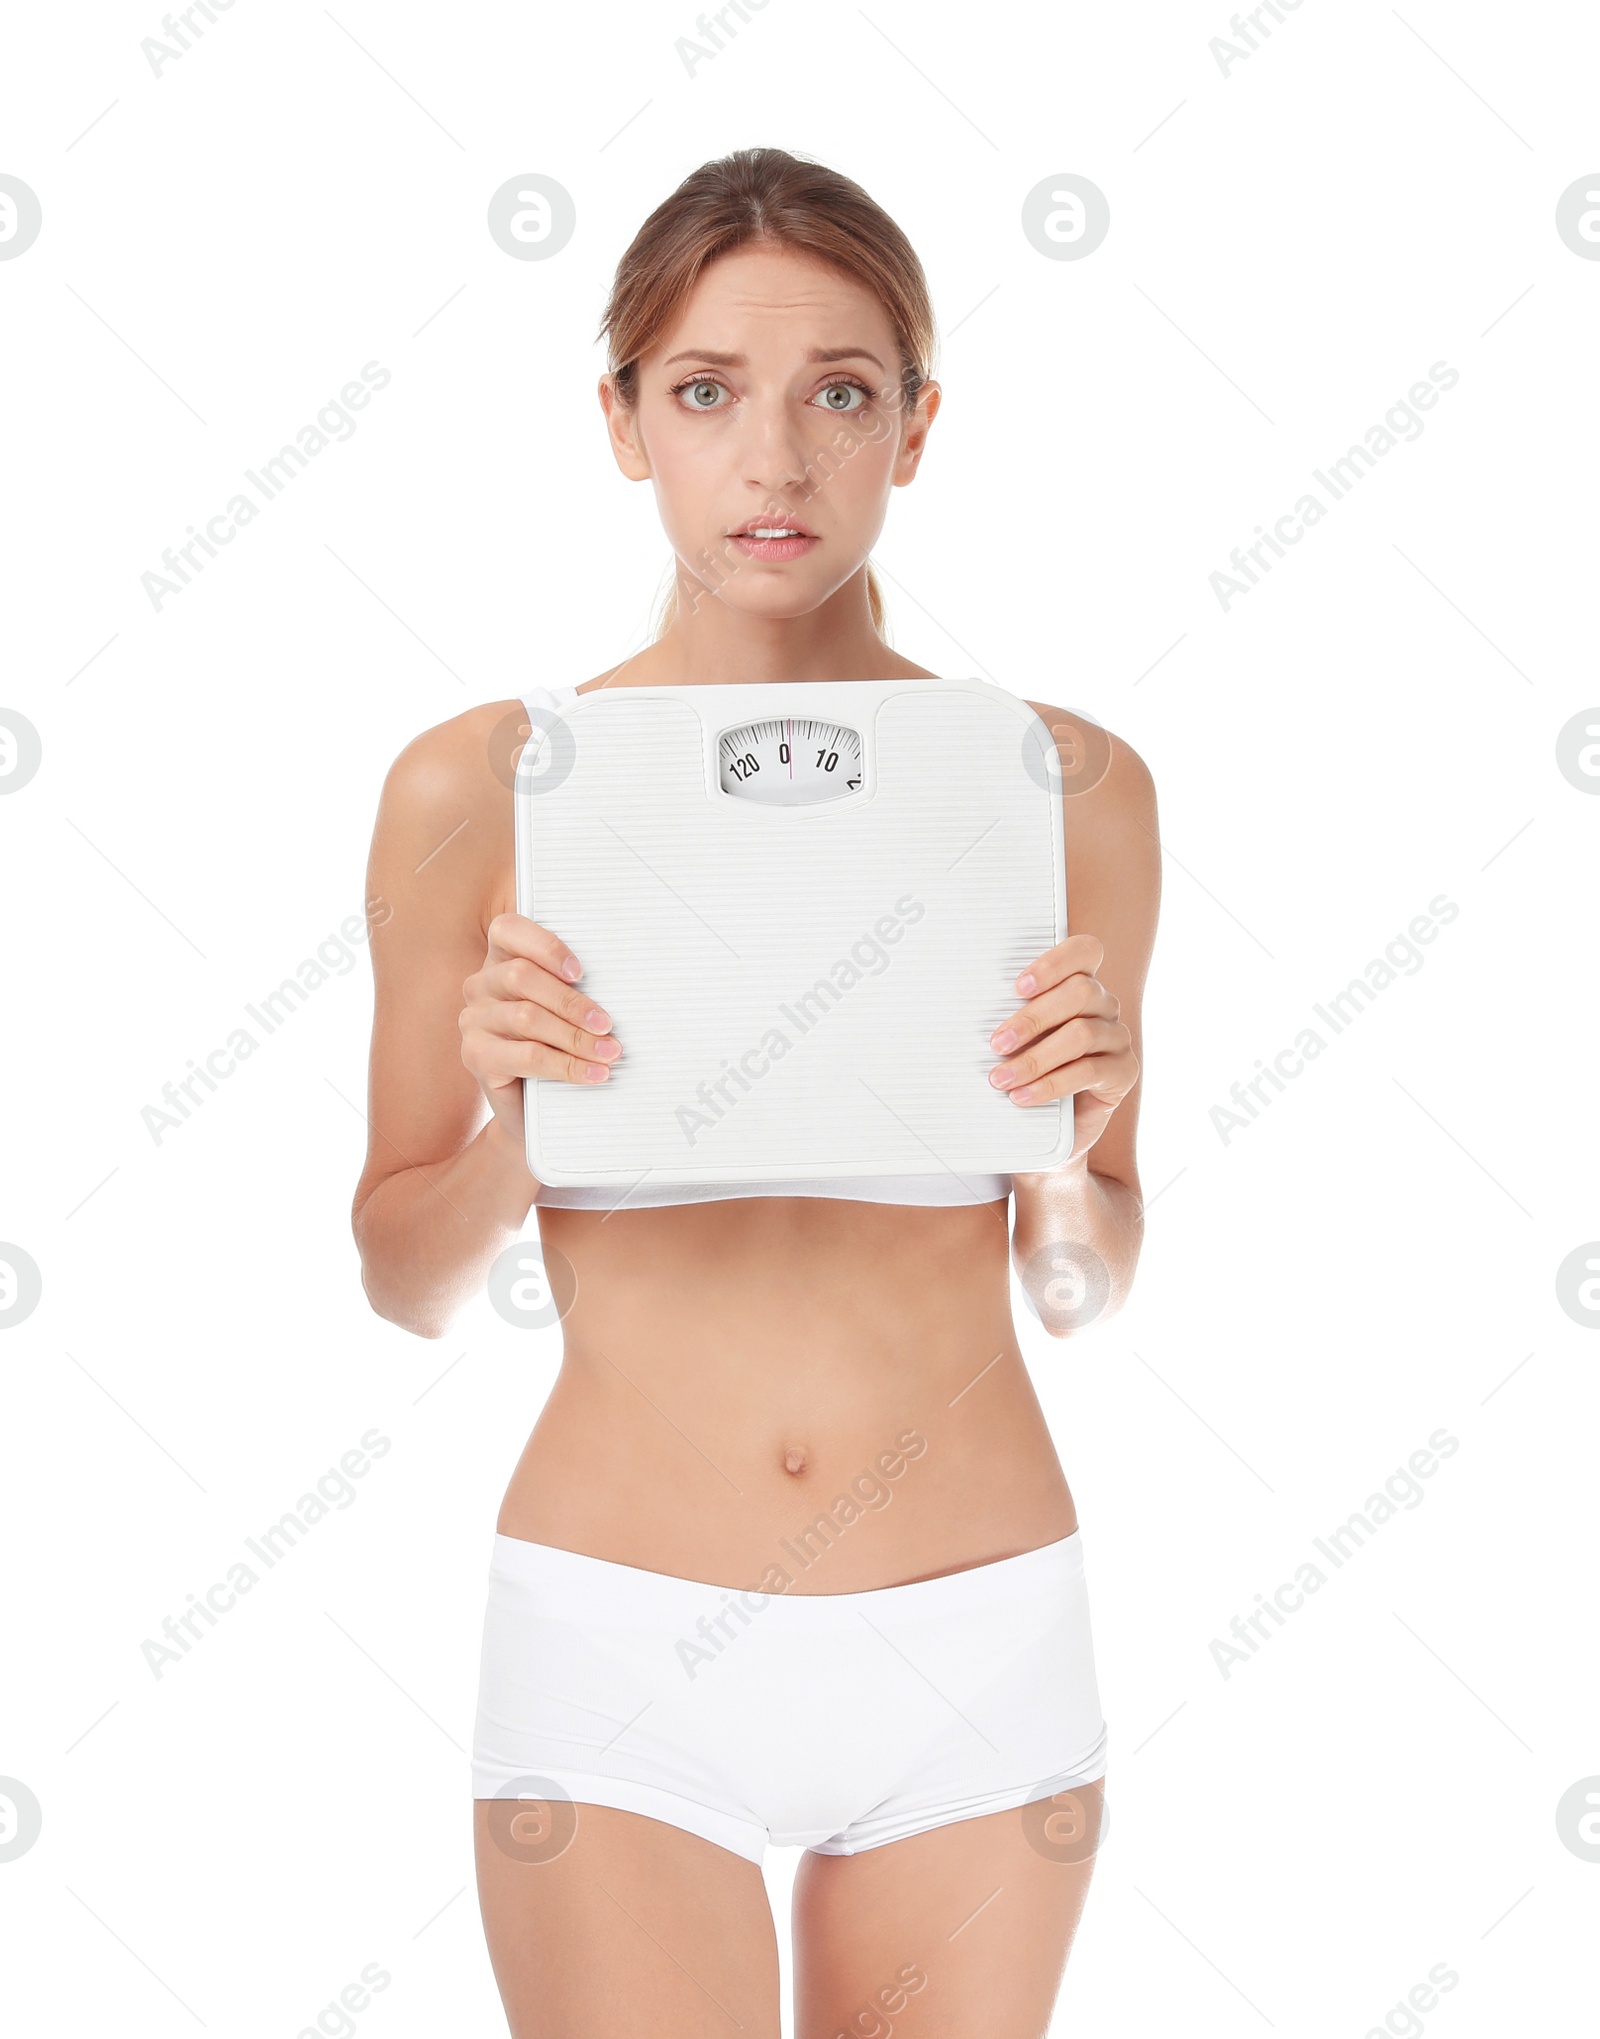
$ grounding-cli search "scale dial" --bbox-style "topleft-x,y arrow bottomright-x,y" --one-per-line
717,716 -> 863,806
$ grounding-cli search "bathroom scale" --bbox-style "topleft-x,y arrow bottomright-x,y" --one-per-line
514,677 -> 1071,1191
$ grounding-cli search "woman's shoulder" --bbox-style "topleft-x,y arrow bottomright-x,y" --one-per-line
379,678 -> 596,793
377,695 -> 532,810
369,694 -> 563,940
1020,696 -> 1156,811
1019,699 -> 1160,948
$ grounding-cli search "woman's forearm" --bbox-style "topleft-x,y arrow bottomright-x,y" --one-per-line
1010,1155 -> 1145,1338
354,1113 -> 539,1339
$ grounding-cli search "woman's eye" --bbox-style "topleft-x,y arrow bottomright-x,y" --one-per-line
670,377 -> 870,414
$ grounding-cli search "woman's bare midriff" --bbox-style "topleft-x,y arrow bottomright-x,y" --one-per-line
494,1190 -> 1079,1596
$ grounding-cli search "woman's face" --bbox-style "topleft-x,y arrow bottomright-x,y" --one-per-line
602,241 -> 938,623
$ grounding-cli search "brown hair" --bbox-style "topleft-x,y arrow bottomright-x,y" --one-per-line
596,147 -> 937,642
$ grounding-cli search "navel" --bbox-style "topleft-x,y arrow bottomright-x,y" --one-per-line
782,1445 -> 809,1477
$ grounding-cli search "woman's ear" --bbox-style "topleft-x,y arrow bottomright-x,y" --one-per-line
599,374 -> 652,481
893,378 -> 941,487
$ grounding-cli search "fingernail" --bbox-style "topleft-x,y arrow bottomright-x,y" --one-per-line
991,1067 -> 1018,1089
1015,972 -> 1036,995
592,1037 -> 621,1059
562,957 -> 582,981
585,1063 -> 610,1081
1010,1084 -> 1036,1103
584,1007 -> 610,1032
991,1027 -> 1017,1052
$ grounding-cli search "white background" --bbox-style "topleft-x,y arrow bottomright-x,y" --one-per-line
2,1 -> 1597,2033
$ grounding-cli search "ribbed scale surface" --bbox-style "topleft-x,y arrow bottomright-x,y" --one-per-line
519,682 -> 1070,1188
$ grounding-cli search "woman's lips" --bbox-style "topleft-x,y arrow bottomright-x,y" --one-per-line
728,530 -> 819,562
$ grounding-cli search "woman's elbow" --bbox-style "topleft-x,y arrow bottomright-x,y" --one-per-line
358,1259 -> 452,1340
351,1195 -> 453,1341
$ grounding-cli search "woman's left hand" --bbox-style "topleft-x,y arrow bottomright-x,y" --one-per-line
988,932 -> 1138,1162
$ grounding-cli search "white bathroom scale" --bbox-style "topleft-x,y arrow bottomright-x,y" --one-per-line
514,677 -> 1071,1191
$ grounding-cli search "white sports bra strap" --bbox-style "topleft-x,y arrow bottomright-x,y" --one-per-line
522,683 -> 579,717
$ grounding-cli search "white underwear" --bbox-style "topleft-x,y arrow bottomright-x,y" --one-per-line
471,1527 -> 1108,1866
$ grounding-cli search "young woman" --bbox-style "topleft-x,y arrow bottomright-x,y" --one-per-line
353,147 -> 1159,2039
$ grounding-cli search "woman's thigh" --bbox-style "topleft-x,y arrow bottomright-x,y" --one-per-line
474,1798 -> 782,2039
791,1779 -> 1106,2039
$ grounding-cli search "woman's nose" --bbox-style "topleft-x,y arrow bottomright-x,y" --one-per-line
737,393 -> 812,494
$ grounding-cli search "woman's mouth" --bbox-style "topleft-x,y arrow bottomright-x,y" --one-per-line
728,524 -> 819,562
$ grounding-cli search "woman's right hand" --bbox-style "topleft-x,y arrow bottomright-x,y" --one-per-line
459,912 -> 622,1143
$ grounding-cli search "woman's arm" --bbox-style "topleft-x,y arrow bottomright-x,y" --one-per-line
350,705 -> 617,1339
1004,708 -> 1162,1336
350,710 -> 539,1338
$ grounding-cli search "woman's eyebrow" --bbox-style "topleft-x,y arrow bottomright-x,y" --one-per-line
660,345 -> 887,370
